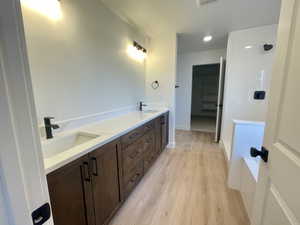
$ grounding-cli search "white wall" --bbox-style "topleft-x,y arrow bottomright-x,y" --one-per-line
221,25 -> 277,159
22,0 -> 146,126
145,33 -> 177,147
228,121 -> 264,189
0,177 -> 9,225
175,49 -> 226,130
240,158 -> 257,222
227,120 -> 265,222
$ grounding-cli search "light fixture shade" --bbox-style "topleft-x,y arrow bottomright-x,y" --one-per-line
127,41 -> 147,62
203,35 -> 213,42
127,45 -> 146,62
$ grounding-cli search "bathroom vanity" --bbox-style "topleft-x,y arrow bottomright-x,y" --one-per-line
45,111 -> 169,225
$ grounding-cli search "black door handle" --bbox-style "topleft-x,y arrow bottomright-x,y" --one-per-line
250,147 -> 269,162
32,203 -> 51,225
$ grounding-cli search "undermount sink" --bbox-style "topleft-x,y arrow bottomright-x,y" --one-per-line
42,132 -> 100,158
143,109 -> 159,113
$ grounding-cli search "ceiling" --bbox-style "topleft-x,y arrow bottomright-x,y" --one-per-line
101,0 -> 282,53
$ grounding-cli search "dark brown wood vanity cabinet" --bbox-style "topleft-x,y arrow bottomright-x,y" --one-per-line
47,112 -> 169,225
47,155 -> 93,225
120,120 -> 156,198
154,111 -> 169,154
154,117 -> 162,155
47,140 -> 121,225
89,140 -> 122,225
120,112 -> 169,198
161,112 -> 169,150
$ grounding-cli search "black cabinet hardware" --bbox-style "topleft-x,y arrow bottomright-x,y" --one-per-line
91,157 -> 99,176
83,162 -> 91,181
129,132 -> 139,139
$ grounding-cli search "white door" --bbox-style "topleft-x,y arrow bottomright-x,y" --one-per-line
251,0 -> 300,225
215,57 -> 225,142
0,0 -> 52,225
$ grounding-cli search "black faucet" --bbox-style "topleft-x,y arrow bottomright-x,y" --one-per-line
139,101 -> 147,111
44,117 -> 60,139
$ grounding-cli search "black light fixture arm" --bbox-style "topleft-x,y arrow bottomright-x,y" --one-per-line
134,41 -> 147,53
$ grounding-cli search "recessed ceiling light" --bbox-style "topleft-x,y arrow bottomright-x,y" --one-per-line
245,45 -> 253,49
203,35 -> 212,42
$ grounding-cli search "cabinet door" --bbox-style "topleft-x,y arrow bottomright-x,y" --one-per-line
155,117 -> 162,154
89,140 -> 121,225
161,112 -> 169,150
47,155 -> 94,225
143,131 -> 156,173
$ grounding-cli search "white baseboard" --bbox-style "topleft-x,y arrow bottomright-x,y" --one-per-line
167,142 -> 176,149
219,140 -> 230,173
219,139 -> 230,162
240,158 -> 258,223
175,125 -> 189,131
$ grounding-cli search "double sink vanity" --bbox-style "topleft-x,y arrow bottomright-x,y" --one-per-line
42,109 -> 169,225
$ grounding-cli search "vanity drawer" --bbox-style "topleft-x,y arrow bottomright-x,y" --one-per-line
122,131 -> 154,174
121,127 -> 143,148
143,149 -> 157,173
123,162 -> 143,198
142,121 -> 155,134
122,139 -> 145,174
143,130 -> 155,149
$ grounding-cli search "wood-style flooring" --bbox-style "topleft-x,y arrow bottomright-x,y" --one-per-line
109,130 -> 250,225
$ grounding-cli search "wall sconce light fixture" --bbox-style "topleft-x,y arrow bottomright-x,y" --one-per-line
127,41 -> 147,62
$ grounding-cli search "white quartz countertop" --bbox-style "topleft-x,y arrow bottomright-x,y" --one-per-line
43,109 -> 168,174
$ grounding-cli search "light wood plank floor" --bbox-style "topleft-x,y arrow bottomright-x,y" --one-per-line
109,130 -> 250,225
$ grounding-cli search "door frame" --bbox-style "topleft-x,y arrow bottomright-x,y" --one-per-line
189,63 -> 221,132
215,57 -> 226,142
0,0 -> 52,225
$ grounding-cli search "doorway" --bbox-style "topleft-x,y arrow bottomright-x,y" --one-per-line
190,60 -> 225,141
